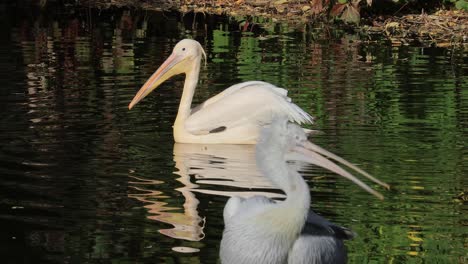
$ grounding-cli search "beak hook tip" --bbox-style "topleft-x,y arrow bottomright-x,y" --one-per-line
375,192 -> 384,200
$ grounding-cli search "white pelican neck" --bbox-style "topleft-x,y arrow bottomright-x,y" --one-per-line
176,60 -> 200,122
256,143 -> 311,224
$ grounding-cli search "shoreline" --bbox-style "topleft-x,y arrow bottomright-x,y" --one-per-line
43,1 -> 468,48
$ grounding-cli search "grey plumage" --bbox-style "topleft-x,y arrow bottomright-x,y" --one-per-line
220,119 -> 375,264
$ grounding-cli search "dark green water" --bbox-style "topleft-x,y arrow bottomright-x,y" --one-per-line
1,4 -> 466,264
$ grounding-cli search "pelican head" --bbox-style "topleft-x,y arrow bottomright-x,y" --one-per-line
257,118 -> 306,154
129,39 -> 206,109
258,118 -> 385,200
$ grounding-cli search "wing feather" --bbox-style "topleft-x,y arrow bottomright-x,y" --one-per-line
302,211 -> 356,240
186,82 -> 313,135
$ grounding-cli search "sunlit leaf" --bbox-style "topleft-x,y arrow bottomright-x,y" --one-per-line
273,0 -> 288,5
341,4 -> 360,24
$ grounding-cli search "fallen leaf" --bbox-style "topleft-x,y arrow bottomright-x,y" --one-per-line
330,3 -> 346,16
310,0 -> 324,14
385,21 -> 400,29
341,4 -> 360,24
276,5 -> 285,13
437,42 -> 451,47
273,0 -> 288,5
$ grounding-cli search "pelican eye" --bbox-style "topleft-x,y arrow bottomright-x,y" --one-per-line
182,48 -> 186,51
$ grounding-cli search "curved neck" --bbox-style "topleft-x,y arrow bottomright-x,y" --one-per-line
256,148 -> 311,214
175,60 -> 200,123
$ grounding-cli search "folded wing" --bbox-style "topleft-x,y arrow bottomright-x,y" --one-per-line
186,81 -> 313,135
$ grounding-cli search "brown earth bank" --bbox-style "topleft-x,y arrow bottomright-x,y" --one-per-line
29,0 -> 468,47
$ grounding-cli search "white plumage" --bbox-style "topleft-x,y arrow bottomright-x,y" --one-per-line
128,39 -> 312,144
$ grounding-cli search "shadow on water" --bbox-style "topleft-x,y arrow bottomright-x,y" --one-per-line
0,2 -> 466,263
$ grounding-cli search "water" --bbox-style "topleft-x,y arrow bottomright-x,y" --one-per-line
1,4 -> 467,264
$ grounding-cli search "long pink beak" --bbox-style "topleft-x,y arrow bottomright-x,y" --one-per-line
129,53 -> 182,109
293,141 -> 388,200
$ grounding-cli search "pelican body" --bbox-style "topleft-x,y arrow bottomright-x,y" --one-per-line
220,119 -> 387,264
129,39 -> 312,144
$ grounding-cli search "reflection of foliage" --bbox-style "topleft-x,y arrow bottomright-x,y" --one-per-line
6,4 -> 466,263
205,15 -> 465,263
447,0 -> 468,10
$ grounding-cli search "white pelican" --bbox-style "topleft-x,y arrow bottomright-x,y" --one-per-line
220,119 -> 386,264
128,39 -> 313,144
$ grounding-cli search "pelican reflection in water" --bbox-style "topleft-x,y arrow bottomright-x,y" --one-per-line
128,143 -> 288,242
128,39 -> 312,144
221,119 -> 388,264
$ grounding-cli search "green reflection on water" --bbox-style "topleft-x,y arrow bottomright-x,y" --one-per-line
1,4 -> 466,264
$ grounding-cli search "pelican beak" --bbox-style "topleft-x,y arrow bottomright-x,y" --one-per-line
129,53 -> 184,109
292,141 -> 388,200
